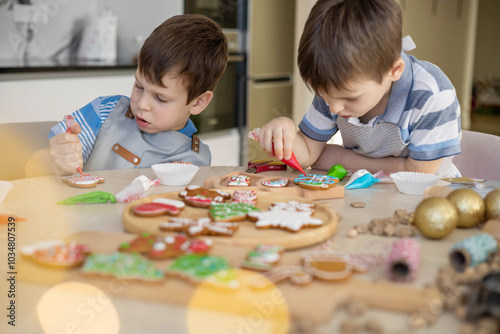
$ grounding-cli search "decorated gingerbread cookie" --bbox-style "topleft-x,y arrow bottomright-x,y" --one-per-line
232,190 -> 258,205
82,252 -> 164,281
294,174 -> 338,190
241,244 -> 285,271
228,175 -> 251,186
167,254 -> 239,289
248,208 -> 323,232
61,175 -> 105,188
209,202 -> 260,222
21,240 -> 90,267
159,217 -> 239,237
132,198 -> 185,217
178,185 -> 231,208
249,265 -> 313,289
302,251 -> 368,281
270,201 -> 316,213
262,177 -> 289,188
118,233 -> 212,260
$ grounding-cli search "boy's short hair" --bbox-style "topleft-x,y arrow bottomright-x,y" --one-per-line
138,14 -> 228,104
298,0 -> 402,93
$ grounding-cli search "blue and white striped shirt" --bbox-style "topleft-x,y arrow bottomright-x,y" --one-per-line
48,95 -> 198,164
299,52 -> 462,162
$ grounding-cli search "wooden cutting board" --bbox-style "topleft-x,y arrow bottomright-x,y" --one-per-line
122,190 -> 338,250
204,171 -> 345,200
18,231 -> 441,324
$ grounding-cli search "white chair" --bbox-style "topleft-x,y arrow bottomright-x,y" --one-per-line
452,130 -> 500,181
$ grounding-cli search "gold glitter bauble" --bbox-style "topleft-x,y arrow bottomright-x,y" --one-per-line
484,189 -> 500,220
446,188 -> 485,228
414,197 -> 458,239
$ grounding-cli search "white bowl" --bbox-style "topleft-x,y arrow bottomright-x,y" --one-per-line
151,163 -> 199,186
390,172 -> 441,196
0,180 -> 13,203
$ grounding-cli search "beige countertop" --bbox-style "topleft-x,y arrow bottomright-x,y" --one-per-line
0,167 -> 496,334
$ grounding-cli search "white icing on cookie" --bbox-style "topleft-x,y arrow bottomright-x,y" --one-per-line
270,201 -> 315,213
152,198 -> 185,208
62,175 -> 105,187
248,210 -> 323,232
262,177 -> 289,188
228,175 -> 251,186
233,190 -> 258,204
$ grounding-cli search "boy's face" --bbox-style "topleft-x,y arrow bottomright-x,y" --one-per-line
130,70 -> 194,134
319,75 -> 393,120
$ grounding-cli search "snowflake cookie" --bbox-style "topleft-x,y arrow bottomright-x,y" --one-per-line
248,209 -> 323,232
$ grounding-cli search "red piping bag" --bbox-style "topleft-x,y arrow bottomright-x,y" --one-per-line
272,142 -> 306,174
248,128 -> 306,174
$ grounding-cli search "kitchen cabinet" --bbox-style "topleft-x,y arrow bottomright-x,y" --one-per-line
245,0 -> 295,161
470,0 -> 500,136
400,0 -> 500,135
0,71 -> 135,123
398,0 -> 478,130
246,80 -> 293,161
198,128 -> 241,167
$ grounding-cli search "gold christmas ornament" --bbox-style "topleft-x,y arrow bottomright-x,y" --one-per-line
484,189 -> 500,220
446,188 -> 485,228
414,197 -> 458,239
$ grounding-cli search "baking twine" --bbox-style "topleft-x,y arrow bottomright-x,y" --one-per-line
449,232 -> 498,272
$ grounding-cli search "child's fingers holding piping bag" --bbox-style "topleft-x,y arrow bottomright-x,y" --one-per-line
63,115 -> 86,176
258,117 -> 296,160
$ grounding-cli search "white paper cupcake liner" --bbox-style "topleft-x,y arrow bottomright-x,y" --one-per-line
390,172 -> 441,196
151,163 -> 199,186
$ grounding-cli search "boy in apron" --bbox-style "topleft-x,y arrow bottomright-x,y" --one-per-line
33,14 -> 227,176
258,0 -> 461,177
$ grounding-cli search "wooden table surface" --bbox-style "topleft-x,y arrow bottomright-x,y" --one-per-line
0,166 -> 497,334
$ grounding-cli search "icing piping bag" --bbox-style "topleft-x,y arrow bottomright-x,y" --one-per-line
64,115 -> 87,176
57,191 -> 117,204
248,128 -> 305,174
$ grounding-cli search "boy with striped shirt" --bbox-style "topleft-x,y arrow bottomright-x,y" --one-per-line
31,14 -> 227,176
258,0 -> 461,177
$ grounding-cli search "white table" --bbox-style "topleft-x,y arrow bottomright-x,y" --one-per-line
0,167 -> 496,333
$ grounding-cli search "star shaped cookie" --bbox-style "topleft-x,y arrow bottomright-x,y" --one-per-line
248,209 -> 323,232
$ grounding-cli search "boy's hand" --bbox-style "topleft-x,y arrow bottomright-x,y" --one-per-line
49,122 -> 83,175
258,117 -> 296,161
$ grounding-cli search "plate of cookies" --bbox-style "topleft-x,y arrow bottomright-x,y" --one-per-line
122,186 -> 339,250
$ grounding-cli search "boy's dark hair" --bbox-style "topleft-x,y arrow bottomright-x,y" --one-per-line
298,0 -> 402,93
138,14 -> 228,104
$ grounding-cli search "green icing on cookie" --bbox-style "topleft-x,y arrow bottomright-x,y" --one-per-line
169,254 -> 239,289
209,202 -> 260,221
82,252 -> 164,281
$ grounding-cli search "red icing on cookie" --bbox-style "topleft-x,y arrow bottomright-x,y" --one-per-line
30,242 -> 90,267
119,233 -> 212,260
133,203 -> 181,217
179,186 -> 231,208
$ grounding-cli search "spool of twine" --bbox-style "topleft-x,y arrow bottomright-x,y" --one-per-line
386,238 -> 421,282
449,232 -> 498,272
